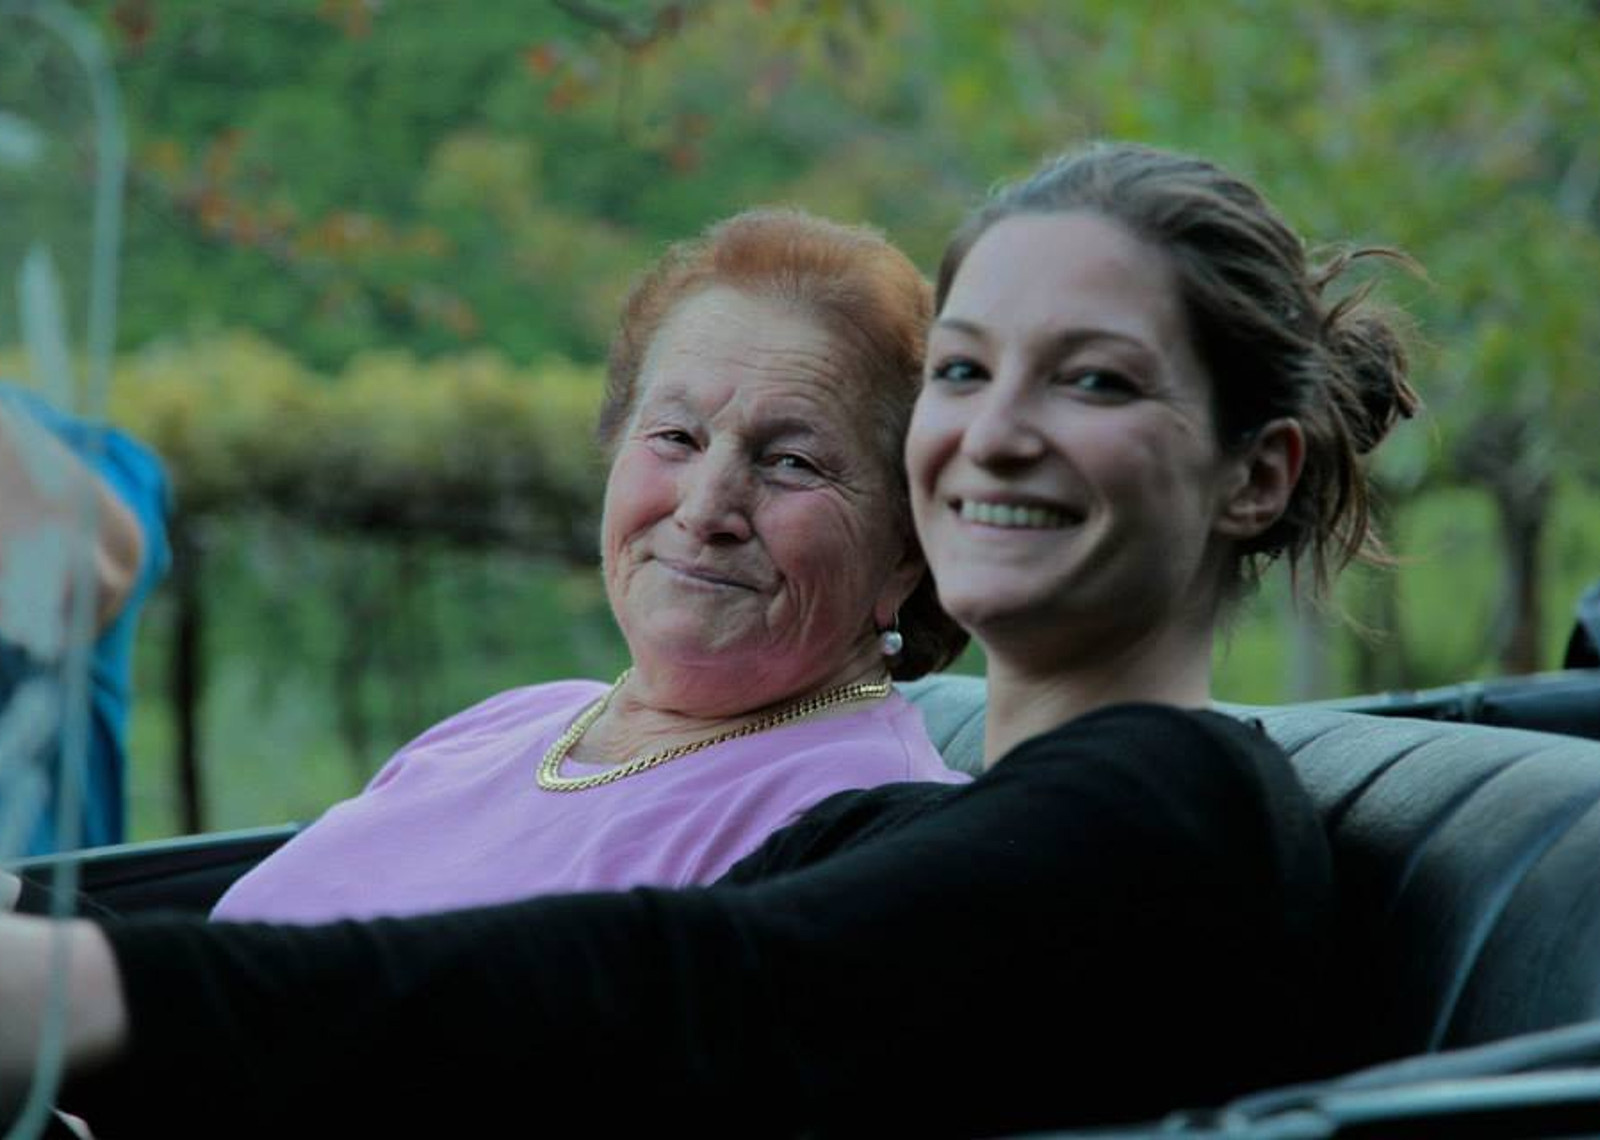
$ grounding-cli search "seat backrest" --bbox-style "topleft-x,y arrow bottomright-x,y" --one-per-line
898,674 -> 1600,1065
1313,669 -> 1600,742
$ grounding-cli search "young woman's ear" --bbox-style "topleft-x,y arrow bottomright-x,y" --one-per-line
1215,418 -> 1305,540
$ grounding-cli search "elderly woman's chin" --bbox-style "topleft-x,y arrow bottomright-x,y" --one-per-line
615,600 -> 779,678
619,598 -> 878,712
624,611 -> 765,669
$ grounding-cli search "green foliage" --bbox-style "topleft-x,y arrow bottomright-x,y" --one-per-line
98,333 -> 607,554
77,1 -> 1600,473
83,1 -> 1600,477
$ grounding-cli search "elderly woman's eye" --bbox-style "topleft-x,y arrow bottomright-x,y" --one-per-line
652,429 -> 696,448
766,453 -> 819,475
930,357 -> 988,384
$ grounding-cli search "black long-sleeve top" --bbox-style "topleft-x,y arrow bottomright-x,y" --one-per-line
64,704 -> 1338,1138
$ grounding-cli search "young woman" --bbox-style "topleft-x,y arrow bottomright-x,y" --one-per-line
0,142 -> 1417,1138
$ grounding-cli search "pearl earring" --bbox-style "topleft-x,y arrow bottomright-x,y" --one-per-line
879,615 -> 904,658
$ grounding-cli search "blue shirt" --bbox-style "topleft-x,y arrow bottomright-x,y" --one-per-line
0,383 -> 171,854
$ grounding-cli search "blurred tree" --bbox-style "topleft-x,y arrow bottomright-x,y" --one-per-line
562,0 -> 1600,677
57,0 -> 1600,689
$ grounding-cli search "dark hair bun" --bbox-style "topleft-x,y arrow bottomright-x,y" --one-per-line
1315,248 -> 1421,455
1325,306 -> 1419,454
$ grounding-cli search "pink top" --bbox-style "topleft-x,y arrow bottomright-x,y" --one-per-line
211,680 -> 966,924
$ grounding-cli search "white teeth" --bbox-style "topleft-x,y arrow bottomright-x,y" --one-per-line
958,500 -> 1070,529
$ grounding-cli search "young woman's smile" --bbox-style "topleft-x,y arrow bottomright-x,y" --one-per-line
907,211 -> 1239,664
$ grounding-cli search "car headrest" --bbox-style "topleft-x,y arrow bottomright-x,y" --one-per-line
898,674 -> 1600,1064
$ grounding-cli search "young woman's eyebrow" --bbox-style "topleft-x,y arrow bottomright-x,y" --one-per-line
932,315 -> 988,339
934,317 -> 1155,364
1046,327 -> 1149,354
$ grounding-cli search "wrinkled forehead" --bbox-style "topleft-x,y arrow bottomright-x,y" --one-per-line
634,286 -> 863,422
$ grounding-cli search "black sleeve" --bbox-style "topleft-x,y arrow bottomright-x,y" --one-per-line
63,705 -> 1335,1139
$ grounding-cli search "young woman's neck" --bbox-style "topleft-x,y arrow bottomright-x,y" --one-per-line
980,622 -> 1215,769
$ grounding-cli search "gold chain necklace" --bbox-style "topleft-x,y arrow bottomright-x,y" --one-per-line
537,667 -> 893,792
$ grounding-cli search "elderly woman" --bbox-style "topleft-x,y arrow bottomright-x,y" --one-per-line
1,142 -> 1417,1137
206,208 -> 967,923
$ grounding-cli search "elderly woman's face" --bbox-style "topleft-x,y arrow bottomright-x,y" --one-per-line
602,286 -> 915,702
907,212 -> 1240,664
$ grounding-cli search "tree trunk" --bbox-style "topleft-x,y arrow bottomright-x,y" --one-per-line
332,545 -> 381,781
1456,412 -> 1551,678
1496,485 -> 1548,675
168,517 -> 206,835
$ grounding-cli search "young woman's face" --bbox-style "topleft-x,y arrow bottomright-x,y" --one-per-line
906,212 -> 1240,667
